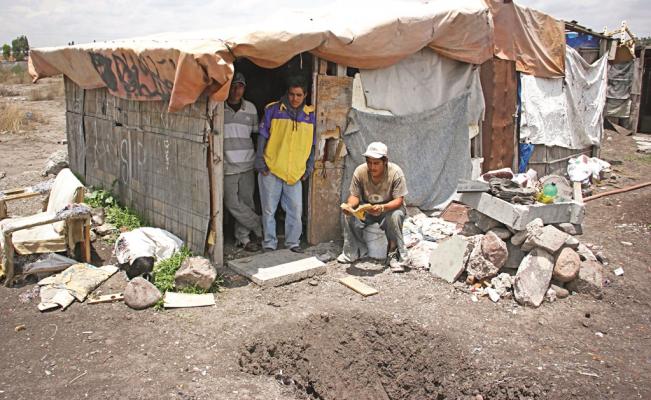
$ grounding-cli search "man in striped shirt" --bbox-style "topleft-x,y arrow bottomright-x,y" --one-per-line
223,72 -> 262,251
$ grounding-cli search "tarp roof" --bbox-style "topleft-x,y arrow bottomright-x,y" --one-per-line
29,0 -> 565,112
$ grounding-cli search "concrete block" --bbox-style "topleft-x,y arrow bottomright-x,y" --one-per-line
429,236 -> 468,283
227,250 -> 326,287
459,192 -> 585,230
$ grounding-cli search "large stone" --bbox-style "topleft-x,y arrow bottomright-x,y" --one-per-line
513,248 -> 554,307
564,236 -> 580,250
553,248 -> 581,283
576,243 -> 597,262
124,277 -> 162,310
522,225 -> 570,254
464,235 -> 500,281
503,241 -> 527,270
469,210 -> 503,232
460,221 -> 483,237
481,231 -> 508,269
429,236 -> 468,283
510,230 -> 528,246
488,227 -> 512,240
566,260 -> 605,299
42,149 -> 69,177
175,257 -> 217,290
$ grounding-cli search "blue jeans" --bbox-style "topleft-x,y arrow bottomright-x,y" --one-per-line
258,173 -> 302,250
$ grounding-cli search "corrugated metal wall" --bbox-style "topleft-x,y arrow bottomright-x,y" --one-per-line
64,77 -> 212,255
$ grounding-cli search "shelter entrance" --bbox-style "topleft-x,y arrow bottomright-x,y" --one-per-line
221,54 -> 314,255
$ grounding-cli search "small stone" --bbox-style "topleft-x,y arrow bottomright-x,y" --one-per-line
545,287 -> 557,302
124,277 -> 162,310
466,275 -> 476,285
487,227 -> 512,240
308,279 -> 318,286
91,208 -> 105,226
513,248 -> 554,307
620,241 -> 633,246
481,231 -> 508,269
553,248 -> 581,283
175,257 -> 216,290
595,251 -> 608,265
15,324 -> 26,332
95,223 -> 117,237
490,273 -> 513,297
563,236 -> 580,250
510,230 -> 528,246
550,283 -> 569,299
576,243 -> 597,262
613,267 -> 624,276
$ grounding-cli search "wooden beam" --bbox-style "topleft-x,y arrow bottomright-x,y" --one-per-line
339,276 -> 378,297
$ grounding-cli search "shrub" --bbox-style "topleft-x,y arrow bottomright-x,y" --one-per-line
28,82 -> 64,101
84,188 -> 144,242
0,86 -> 19,97
0,103 -> 41,132
0,64 -> 31,84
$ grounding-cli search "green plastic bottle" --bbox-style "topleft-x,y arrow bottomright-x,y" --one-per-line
542,183 -> 558,198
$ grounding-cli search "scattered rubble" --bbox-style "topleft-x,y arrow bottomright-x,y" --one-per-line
42,149 -> 69,177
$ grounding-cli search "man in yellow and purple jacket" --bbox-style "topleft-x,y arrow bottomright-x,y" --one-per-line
254,75 -> 316,253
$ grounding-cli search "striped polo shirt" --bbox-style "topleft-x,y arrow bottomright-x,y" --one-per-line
223,99 -> 259,175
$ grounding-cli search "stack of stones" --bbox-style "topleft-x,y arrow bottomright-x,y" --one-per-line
456,210 -> 609,307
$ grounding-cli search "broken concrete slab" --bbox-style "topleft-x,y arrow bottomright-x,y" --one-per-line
555,223 -> 583,236
227,250 -> 326,287
513,248 -> 554,307
566,260 -> 605,299
459,192 -> 584,230
522,225 -> 570,254
503,241 -> 527,270
429,235 -> 468,283
576,243 -> 597,262
469,209 -> 504,232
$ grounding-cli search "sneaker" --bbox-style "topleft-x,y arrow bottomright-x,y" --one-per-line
289,246 -> 304,254
336,253 -> 354,264
386,251 -> 406,273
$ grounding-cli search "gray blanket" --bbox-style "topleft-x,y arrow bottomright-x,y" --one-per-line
343,93 -> 470,210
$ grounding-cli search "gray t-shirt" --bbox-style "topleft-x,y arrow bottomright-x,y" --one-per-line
349,162 -> 408,205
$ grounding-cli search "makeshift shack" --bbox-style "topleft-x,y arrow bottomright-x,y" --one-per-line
29,0 -> 571,266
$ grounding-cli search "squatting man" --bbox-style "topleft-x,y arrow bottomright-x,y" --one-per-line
337,142 -> 409,272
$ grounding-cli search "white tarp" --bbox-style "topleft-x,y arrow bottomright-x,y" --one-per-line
520,46 -> 608,150
359,48 -> 484,123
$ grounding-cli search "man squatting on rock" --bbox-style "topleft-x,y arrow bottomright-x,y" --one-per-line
337,142 -> 409,272
254,75 -> 316,253
223,72 -> 263,251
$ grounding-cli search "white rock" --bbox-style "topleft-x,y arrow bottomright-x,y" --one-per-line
513,248 -> 554,307
175,257 -> 216,290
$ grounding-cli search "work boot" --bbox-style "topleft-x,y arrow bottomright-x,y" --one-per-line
387,251 -> 406,273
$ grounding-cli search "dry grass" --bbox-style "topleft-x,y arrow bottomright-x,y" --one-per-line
28,82 -> 64,101
0,65 -> 31,84
0,86 -> 19,97
0,103 -> 42,133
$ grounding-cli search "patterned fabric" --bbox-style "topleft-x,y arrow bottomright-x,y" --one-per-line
223,100 -> 259,175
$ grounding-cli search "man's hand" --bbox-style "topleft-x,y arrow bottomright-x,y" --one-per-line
367,204 -> 384,216
254,156 -> 269,176
340,203 -> 353,216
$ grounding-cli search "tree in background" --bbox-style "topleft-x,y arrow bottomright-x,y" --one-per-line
2,44 -> 10,60
11,35 -> 29,61
635,37 -> 651,49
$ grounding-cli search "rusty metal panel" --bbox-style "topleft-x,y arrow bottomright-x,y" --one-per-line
480,58 -> 518,172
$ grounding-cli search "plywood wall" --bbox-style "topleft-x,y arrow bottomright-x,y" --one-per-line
64,77 -> 212,256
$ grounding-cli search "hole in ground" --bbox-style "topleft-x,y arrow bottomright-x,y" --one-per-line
239,311 -> 547,400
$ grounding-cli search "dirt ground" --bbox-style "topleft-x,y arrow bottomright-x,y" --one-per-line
1,78 -> 650,400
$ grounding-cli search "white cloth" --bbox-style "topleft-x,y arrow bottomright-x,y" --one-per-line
520,46 -> 608,150
360,48 -> 484,123
114,227 -> 183,265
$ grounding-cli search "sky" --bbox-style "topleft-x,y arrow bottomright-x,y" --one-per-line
0,0 -> 648,49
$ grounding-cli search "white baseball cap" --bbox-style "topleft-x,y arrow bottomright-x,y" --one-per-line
362,142 -> 388,159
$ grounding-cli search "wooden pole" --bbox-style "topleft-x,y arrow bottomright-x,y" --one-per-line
584,181 -> 651,202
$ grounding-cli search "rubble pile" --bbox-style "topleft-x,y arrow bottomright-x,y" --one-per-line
430,210 -> 613,307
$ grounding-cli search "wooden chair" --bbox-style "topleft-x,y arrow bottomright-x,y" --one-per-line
0,168 -> 92,286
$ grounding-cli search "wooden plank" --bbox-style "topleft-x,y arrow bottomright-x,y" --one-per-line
163,292 -> 215,308
479,58 -> 517,172
339,276 -> 378,297
307,75 -> 353,245
210,102 -> 224,265
88,293 -> 124,304
573,181 -> 583,204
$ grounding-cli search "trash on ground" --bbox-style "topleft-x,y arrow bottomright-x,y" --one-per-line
114,227 -> 183,279
37,263 -> 118,311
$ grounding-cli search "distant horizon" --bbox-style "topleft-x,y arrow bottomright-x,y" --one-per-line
0,0 -> 648,49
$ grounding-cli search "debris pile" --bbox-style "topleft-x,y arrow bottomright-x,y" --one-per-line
429,211 -> 614,307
